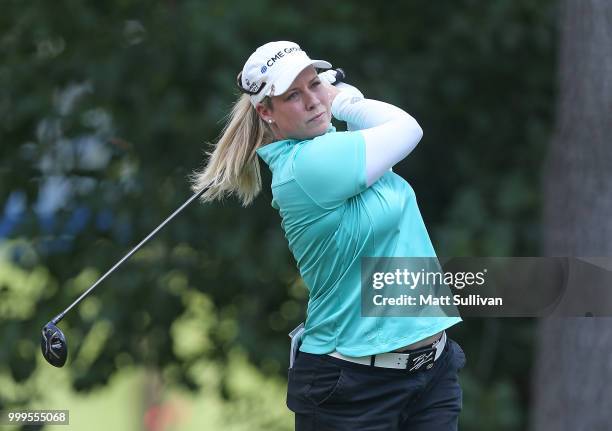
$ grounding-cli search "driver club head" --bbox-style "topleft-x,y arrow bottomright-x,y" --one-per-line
41,322 -> 68,367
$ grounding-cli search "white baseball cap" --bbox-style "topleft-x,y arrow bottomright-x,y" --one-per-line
237,41 -> 332,106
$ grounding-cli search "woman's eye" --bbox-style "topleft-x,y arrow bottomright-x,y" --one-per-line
312,81 -> 321,87
287,92 -> 298,100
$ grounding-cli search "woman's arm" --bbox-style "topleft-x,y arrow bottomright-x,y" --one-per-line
328,83 -> 423,187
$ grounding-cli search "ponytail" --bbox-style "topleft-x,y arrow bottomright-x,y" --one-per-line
190,94 -> 273,206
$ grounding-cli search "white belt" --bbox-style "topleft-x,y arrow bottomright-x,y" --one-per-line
328,332 -> 447,370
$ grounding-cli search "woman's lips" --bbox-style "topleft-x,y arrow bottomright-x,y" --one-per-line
309,112 -> 326,122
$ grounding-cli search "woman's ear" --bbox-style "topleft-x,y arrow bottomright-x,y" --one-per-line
256,103 -> 273,124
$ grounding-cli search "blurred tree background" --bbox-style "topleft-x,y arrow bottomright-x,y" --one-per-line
0,0 -> 558,430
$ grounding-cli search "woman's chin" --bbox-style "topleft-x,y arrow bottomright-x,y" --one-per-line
287,122 -> 332,140
309,122 -> 332,138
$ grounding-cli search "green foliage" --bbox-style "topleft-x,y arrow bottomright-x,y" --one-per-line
0,0 -> 557,429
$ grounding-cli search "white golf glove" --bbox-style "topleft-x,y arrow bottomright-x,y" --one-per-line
318,70 -> 365,127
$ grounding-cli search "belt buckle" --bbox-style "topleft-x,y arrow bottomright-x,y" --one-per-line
406,346 -> 436,372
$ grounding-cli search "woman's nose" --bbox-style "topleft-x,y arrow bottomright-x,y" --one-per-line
303,90 -> 320,110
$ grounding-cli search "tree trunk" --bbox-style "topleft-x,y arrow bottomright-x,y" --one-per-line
532,1 -> 612,430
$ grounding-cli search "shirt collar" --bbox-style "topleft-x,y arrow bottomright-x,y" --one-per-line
256,124 -> 336,167
255,139 -> 297,167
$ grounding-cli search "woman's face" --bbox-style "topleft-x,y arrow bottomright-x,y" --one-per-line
256,66 -> 332,141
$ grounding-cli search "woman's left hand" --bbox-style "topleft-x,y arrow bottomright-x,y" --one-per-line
323,80 -> 341,105
318,70 -> 342,103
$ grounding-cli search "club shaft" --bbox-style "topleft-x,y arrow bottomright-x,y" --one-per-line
52,188 -> 207,324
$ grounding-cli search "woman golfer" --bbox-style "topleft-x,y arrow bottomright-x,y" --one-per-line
192,41 -> 466,430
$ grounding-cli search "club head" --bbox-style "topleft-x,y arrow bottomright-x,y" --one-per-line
41,322 -> 67,367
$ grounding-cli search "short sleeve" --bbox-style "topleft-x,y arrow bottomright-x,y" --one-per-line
292,131 -> 367,209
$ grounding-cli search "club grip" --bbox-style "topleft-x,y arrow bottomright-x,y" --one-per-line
333,68 -> 346,85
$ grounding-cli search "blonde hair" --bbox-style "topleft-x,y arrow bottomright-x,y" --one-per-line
190,94 -> 274,207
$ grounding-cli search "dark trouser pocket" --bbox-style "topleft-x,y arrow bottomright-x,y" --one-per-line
287,355 -> 344,411
306,367 -> 343,405
449,339 -> 467,371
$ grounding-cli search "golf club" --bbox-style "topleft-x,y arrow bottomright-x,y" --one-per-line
40,187 -> 207,367
40,68 -> 346,368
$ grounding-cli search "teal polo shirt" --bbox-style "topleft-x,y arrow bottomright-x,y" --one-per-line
256,127 -> 461,357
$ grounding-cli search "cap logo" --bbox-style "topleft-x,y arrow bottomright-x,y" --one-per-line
265,46 -> 302,67
260,65 -> 267,74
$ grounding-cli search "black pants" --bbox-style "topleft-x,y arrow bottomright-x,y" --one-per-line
287,338 -> 466,431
